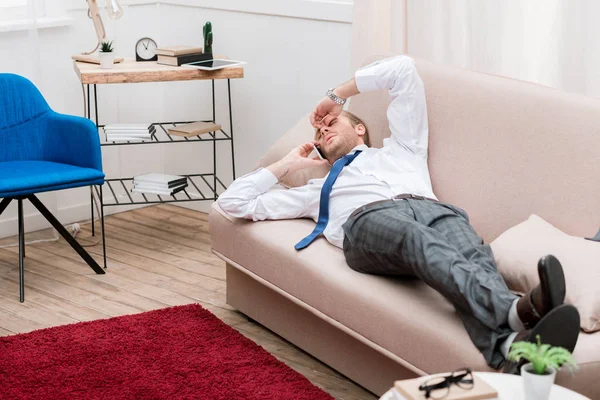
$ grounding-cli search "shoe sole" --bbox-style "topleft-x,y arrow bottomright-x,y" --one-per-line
503,304 -> 580,375
527,303 -> 580,352
538,255 -> 566,310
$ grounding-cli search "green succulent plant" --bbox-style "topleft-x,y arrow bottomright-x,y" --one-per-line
508,335 -> 578,375
100,40 -> 114,53
203,22 -> 213,54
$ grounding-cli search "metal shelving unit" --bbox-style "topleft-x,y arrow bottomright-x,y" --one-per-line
80,73 -> 241,269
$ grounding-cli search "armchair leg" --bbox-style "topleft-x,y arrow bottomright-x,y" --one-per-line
18,199 -> 25,302
27,194 -> 105,275
0,198 -> 12,217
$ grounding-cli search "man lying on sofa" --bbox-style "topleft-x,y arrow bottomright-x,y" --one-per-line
217,55 -> 580,371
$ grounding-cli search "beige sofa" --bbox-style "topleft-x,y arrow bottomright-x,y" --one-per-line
209,56 -> 600,398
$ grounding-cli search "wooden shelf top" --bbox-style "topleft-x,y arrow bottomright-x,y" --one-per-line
73,58 -> 244,84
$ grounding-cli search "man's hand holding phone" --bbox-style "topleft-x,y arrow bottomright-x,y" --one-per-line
267,142 -> 329,182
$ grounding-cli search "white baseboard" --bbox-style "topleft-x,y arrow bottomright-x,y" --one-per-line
0,196 -> 148,239
0,197 -> 215,239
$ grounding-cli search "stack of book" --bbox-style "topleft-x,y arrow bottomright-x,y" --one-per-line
132,173 -> 188,196
156,45 -> 212,66
104,123 -> 154,142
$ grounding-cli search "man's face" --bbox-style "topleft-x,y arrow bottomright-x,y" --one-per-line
314,115 -> 364,163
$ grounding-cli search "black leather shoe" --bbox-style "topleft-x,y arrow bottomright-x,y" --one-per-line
516,255 -> 566,329
503,303 -> 580,375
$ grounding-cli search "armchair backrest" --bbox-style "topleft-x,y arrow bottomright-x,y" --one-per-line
0,74 -> 51,162
0,74 -> 50,130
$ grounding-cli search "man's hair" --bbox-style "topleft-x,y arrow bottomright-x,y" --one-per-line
342,110 -> 371,147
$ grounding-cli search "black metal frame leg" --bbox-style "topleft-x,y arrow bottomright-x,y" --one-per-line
90,186 -> 95,236
17,198 -> 25,302
27,194 -> 105,275
227,79 -> 236,180
100,185 -> 107,269
212,80 -> 217,199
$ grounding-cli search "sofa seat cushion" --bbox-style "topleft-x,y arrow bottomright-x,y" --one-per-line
210,203 -> 600,379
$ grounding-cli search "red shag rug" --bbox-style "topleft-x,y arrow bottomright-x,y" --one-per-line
0,304 -> 333,400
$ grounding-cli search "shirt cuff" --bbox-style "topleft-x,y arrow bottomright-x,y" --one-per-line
249,167 -> 279,192
355,65 -> 380,94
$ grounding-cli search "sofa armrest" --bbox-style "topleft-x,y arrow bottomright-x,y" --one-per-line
211,201 -> 237,224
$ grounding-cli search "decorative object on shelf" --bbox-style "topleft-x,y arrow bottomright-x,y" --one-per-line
99,41 -> 115,69
135,37 -> 158,62
508,335 -> 578,400
203,22 -> 213,55
72,0 -> 124,63
168,121 -> 221,137
132,173 -> 188,196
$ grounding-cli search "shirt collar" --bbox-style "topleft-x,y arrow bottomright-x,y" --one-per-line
349,144 -> 368,155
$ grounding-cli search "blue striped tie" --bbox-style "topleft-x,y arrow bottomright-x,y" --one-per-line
295,150 -> 362,250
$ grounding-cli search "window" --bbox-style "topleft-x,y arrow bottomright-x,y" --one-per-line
0,0 -> 28,22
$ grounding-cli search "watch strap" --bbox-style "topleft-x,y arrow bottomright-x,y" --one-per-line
326,88 -> 346,105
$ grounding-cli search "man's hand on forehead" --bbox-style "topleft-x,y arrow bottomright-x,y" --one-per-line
310,95 -> 344,129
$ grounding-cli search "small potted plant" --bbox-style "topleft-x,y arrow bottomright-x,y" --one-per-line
99,40 -> 115,69
508,335 -> 577,400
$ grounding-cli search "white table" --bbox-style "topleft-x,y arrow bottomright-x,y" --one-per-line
379,372 -> 590,400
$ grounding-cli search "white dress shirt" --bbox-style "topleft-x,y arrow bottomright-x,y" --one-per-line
217,55 -> 437,249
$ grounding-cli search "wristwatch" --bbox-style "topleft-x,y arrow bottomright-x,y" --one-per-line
326,88 -> 346,105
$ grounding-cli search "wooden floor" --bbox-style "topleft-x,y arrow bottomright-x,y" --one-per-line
0,204 -> 376,400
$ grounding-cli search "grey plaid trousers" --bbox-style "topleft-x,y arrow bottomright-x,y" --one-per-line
342,198 -> 517,369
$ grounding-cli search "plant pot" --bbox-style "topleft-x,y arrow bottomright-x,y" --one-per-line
99,52 -> 115,69
521,363 -> 557,400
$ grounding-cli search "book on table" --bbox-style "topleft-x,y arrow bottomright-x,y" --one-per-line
393,373 -> 498,400
168,121 -> 221,137
157,53 -> 212,67
155,46 -> 203,57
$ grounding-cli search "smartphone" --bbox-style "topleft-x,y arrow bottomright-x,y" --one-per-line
313,144 -> 325,160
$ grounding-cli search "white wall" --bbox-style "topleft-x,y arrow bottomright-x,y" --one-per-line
0,0 -> 352,238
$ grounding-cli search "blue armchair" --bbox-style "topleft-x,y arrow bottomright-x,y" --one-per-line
0,73 -> 106,302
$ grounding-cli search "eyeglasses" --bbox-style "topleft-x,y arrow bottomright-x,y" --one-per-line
418,368 -> 474,399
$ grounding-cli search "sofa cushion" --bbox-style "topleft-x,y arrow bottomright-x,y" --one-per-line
491,214 -> 600,333
255,114 -> 330,188
210,202 -> 600,376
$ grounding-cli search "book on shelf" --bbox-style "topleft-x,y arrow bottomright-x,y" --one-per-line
133,173 -> 187,188
105,131 -> 153,137
132,184 -> 188,196
131,180 -> 188,191
393,374 -> 498,400
157,53 -> 212,67
155,45 -> 203,57
105,125 -> 155,141
168,121 -> 221,137
104,123 -> 152,131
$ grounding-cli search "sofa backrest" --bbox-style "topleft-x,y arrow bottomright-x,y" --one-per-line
349,56 -> 600,243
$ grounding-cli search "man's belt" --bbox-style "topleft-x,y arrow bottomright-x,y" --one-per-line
349,194 -> 439,220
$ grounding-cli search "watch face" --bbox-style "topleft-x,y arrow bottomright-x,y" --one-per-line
136,37 -> 157,61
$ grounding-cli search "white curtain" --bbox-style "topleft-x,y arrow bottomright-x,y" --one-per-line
352,0 -> 600,98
